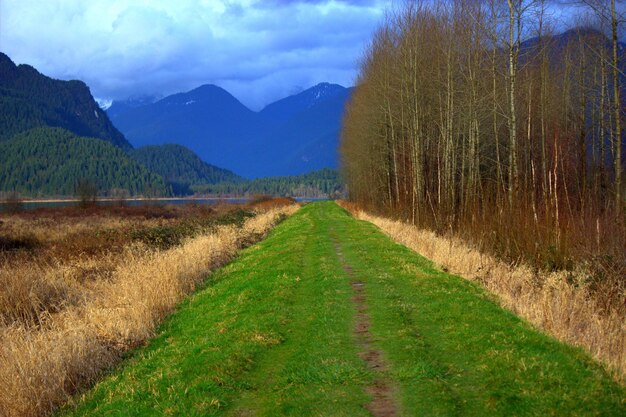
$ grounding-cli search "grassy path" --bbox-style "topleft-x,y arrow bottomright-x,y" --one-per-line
60,202 -> 624,416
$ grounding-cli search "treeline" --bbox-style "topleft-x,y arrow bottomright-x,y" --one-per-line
191,168 -> 344,198
0,127 -> 169,196
341,1 -> 624,294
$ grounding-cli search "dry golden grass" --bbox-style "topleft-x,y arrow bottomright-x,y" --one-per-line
0,205 -> 298,417
338,201 -> 625,381
0,204 -> 251,328
0,204 -> 223,248
1,216 -> 144,244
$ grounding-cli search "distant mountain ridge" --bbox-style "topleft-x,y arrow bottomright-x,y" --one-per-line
0,52 -> 131,149
259,82 -> 347,125
109,84 -> 264,176
108,82 -> 353,178
258,86 -> 353,177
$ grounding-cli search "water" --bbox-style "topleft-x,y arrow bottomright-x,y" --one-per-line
0,197 -> 327,212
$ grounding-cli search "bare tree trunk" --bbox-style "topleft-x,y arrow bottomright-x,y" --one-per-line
541,49 -> 549,215
579,37 -> 588,197
600,44 -> 607,187
507,0 -> 520,207
611,0 -> 622,206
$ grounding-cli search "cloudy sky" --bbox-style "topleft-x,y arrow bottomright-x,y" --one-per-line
0,0 -> 390,110
1,1 -> 622,110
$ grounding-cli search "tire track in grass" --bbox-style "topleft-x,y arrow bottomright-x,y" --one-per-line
223,204 -> 370,417
334,240 -> 398,417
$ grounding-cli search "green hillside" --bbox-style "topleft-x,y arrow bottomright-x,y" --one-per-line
131,144 -> 243,195
0,127 -> 168,197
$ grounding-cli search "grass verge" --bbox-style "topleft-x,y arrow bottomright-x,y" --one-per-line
341,202 -> 625,380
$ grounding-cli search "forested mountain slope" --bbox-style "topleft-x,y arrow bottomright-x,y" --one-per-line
0,127 -> 168,196
0,53 -> 131,149
131,144 -> 243,195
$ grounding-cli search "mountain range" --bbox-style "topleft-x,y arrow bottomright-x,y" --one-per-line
0,52 -> 346,197
107,83 -> 353,178
0,54 -> 245,196
0,49 -> 351,188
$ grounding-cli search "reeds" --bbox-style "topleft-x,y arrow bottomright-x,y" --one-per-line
0,205 -> 298,417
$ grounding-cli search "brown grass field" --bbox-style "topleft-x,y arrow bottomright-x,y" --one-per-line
337,201 -> 625,382
0,200 -> 299,417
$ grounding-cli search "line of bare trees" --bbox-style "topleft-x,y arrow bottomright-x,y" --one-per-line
341,0 -> 625,304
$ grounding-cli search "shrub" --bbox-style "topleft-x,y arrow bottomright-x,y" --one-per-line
76,179 -> 98,209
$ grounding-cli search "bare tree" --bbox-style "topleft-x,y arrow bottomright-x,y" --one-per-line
3,191 -> 24,214
76,179 -> 98,209
341,0 -> 625,289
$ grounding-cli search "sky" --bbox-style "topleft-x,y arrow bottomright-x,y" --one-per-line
0,0 -> 390,110
0,1 -> 622,110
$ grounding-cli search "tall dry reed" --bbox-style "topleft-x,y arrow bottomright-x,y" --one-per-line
0,205 -> 298,417
338,202 -> 625,382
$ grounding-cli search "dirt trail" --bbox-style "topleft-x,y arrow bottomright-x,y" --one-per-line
334,241 -> 398,417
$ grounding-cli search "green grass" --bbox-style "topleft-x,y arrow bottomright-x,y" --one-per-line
59,202 -> 625,416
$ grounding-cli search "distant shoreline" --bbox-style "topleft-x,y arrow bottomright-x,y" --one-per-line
1,196 -> 327,205
10,197 -> 248,204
